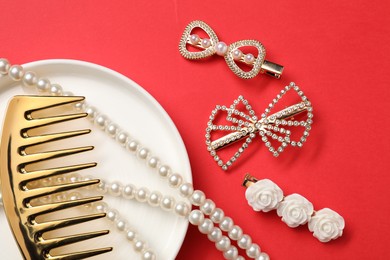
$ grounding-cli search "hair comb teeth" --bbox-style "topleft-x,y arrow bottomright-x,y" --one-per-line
0,95 -> 113,260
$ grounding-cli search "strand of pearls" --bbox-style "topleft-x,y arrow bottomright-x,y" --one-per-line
95,178 -> 191,217
93,178 -> 268,259
0,58 -> 270,260
24,173 -> 157,260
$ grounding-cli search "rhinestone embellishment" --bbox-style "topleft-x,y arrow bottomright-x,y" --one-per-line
205,82 -> 313,170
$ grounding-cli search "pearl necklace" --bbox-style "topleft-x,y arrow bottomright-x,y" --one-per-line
0,58 -> 270,260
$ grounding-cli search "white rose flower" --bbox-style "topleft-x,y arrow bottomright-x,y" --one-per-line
276,193 -> 314,228
308,208 -> 345,242
245,179 -> 283,212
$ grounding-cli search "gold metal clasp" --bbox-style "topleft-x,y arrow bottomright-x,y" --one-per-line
261,60 -> 284,79
243,174 -> 258,187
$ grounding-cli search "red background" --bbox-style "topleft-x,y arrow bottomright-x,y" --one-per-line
2,0 -> 389,259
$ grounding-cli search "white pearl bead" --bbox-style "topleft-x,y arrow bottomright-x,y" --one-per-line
201,199 -> 216,215
0,58 -> 10,74
94,201 -> 108,213
246,243 -> 261,258
68,173 -> 81,183
116,219 -> 128,231
49,83 -> 63,96
106,209 -> 119,222
201,38 -> 212,48
256,252 -> 270,260
84,202 -> 93,210
142,250 -> 156,260
168,173 -> 183,188
189,34 -> 200,44
137,147 -> 149,160
148,191 -> 162,207
109,182 -> 122,196
22,71 -> 38,87
84,106 -> 97,121
39,195 -> 52,204
96,180 -> 108,193
208,227 -> 222,242
223,245 -> 238,260
158,165 -> 171,178
0,192 -> 3,207
179,183 -> 194,197
136,187 -> 150,202
210,208 -> 224,223
147,157 -> 159,168
198,218 -> 214,234
236,256 -> 245,260
116,132 -> 129,146
127,139 -> 139,153
68,192 -> 81,201
174,202 -> 190,217
244,53 -> 255,64
188,210 -> 205,226
215,42 -> 228,56
215,236 -> 231,251
82,175 -> 94,190
122,184 -> 136,199
74,101 -> 84,110
40,177 -> 53,187
53,192 -> 67,202
133,239 -> 146,252
228,225 -> 243,241
126,229 -> 138,242
232,49 -> 243,60
36,78 -> 51,92
94,114 -> 107,129
190,190 -> 206,206
220,216 -> 234,232
237,234 -> 252,249
160,196 -> 175,211
106,123 -> 118,137
62,91 -> 73,96
9,65 -> 24,80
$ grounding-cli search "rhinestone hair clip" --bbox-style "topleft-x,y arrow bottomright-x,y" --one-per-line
179,20 -> 284,79
243,174 -> 345,243
0,95 -> 112,259
206,82 -> 313,170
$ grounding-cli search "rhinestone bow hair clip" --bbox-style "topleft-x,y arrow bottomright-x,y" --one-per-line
243,174 -> 345,242
206,82 -> 313,170
179,20 -> 284,79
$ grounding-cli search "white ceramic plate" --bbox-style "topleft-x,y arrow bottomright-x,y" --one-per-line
0,59 -> 191,259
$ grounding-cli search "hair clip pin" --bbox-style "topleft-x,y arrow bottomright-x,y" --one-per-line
179,20 -> 284,79
243,174 -> 345,243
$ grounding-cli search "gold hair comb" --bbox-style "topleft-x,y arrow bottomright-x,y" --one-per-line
0,96 -> 112,259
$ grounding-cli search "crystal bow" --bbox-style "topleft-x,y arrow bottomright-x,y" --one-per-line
179,20 -> 284,79
205,82 -> 313,170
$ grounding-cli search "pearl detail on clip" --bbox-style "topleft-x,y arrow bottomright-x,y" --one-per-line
215,42 -> 228,56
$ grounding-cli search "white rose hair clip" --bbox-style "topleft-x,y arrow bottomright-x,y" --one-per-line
243,174 -> 345,243
179,20 -> 284,79
206,82 -> 313,171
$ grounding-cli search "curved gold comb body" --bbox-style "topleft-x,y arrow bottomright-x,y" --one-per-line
0,96 -> 112,259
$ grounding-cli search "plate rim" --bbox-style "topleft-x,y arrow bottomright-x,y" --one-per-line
0,58 -> 192,259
